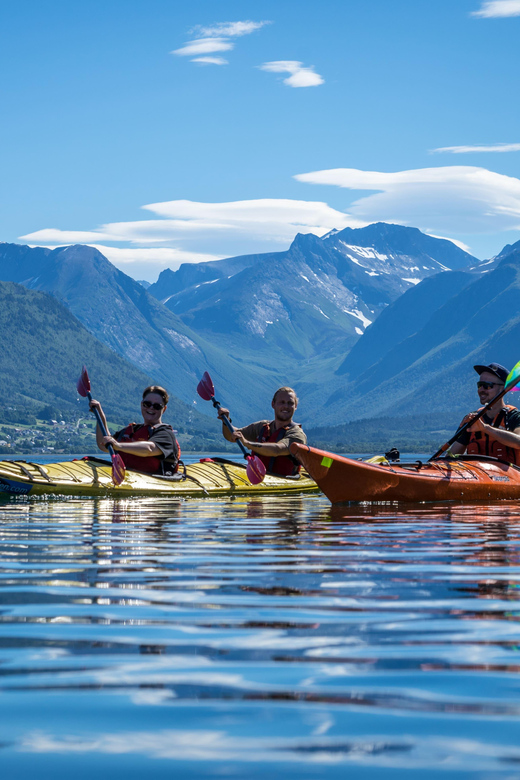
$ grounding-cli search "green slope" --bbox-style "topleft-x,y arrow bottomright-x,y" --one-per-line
0,281 -> 222,447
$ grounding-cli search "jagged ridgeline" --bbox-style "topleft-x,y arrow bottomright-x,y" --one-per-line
2,228 -> 517,452
0,281 -> 214,443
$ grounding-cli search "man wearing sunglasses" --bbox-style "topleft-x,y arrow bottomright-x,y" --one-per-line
450,363 -> 520,464
89,385 -> 180,474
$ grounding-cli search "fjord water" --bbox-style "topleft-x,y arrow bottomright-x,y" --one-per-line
1,489 -> 520,778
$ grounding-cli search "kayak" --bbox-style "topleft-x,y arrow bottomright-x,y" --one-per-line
0,456 -> 319,498
290,443 -> 520,503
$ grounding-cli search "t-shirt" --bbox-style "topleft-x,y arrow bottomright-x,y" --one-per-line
455,407 -> 520,446
238,420 -> 307,451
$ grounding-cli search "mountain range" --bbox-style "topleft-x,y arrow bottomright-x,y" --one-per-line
307,238 -> 520,443
148,224 -> 477,372
0,243 -> 278,422
1,226 -> 517,450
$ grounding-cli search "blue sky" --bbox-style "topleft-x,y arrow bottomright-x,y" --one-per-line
1,0 -> 519,280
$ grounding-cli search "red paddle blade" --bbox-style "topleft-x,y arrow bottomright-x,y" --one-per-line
76,365 -> 91,397
246,455 -> 266,485
197,371 -> 215,401
111,453 -> 126,486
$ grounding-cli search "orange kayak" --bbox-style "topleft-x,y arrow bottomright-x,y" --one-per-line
290,443 -> 520,503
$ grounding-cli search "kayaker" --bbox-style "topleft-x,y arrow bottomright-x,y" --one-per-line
89,386 -> 180,474
450,363 -> 520,464
217,387 -> 307,476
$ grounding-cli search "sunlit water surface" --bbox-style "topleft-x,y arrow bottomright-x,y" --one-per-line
1,467 -> 520,778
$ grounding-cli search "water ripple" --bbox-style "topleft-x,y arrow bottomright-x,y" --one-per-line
1,496 -> 520,777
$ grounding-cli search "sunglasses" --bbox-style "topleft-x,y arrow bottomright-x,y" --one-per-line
142,400 -> 164,410
477,381 -> 504,390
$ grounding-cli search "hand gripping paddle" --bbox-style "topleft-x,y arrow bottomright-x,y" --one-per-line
76,365 -> 126,486
197,371 -> 266,484
429,359 -> 520,461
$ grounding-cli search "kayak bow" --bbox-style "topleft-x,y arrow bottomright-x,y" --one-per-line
291,443 -> 520,503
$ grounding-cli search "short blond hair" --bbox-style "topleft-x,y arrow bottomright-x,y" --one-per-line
272,386 -> 298,404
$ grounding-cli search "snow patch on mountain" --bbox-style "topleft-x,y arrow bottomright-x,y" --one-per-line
338,242 -> 389,262
248,288 -> 290,336
344,308 -> 372,329
164,329 -> 202,354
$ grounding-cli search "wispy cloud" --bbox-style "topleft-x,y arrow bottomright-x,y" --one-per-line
19,198 -> 361,279
192,21 -> 270,38
173,38 -> 233,58
173,20 -> 270,65
260,61 -> 324,88
295,165 -> 520,234
472,1 -> 520,17
431,143 -> 520,154
192,56 -> 228,66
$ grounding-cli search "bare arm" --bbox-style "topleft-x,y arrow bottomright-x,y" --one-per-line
468,419 -> 520,448
101,437 -> 163,458
89,399 -> 110,452
217,407 -> 237,442
234,431 -> 290,457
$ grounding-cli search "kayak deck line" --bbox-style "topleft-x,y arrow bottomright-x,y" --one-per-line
0,456 -> 319,498
290,443 -> 520,504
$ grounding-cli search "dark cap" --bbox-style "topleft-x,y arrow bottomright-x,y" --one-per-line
474,363 -> 509,383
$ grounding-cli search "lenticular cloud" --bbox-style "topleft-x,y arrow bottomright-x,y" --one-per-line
472,1 -> 520,18
295,166 -> 520,234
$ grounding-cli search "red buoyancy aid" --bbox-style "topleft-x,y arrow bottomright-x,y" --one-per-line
115,423 -> 180,474
466,405 -> 520,465
256,423 -> 301,476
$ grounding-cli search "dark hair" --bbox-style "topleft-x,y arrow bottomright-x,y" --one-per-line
143,385 -> 169,405
272,386 -> 298,405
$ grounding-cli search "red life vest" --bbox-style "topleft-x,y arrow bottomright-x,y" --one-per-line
466,405 -> 520,465
256,423 -> 301,476
115,423 -> 180,474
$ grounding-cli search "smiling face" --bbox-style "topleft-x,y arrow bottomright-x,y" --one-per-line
477,371 -> 504,406
141,392 -> 166,426
272,390 -> 297,425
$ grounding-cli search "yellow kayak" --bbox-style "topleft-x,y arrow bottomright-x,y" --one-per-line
0,456 -> 319,498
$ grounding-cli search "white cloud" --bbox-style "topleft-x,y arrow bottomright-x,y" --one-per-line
173,20 -> 270,65
425,235 -> 473,252
21,199 -> 357,245
193,21 -> 270,37
89,245 -> 220,269
192,56 -> 228,66
295,165 -> 520,234
432,143 -> 520,153
19,198 -> 361,281
24,243 -> 221,280
260,61 -> 324,88
173,38 -> 233,57
472,0 -> 520,16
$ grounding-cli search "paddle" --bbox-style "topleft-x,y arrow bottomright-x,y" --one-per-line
429,359 -> 520,461
196,371 -> 266,484
76,365 -> 126,485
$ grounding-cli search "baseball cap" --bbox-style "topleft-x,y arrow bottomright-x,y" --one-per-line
473,363 -> 509,383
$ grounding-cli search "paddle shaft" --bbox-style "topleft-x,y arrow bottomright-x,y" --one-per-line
212,398 -> 251,458
430,384 -> 512,461
87,390 -> 120,462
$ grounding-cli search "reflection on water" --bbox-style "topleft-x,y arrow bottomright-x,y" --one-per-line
1,494 -> 520,778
